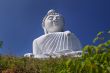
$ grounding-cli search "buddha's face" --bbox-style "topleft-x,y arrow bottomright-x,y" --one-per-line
44,14 -> 64,33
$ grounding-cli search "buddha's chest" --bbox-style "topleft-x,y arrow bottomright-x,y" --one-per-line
38,32 -> 74,53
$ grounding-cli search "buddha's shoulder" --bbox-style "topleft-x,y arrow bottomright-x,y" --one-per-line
33,31 -> 75,44
33,34 -> 50,44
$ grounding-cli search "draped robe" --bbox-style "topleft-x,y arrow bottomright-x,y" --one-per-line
33,31 -> 82,58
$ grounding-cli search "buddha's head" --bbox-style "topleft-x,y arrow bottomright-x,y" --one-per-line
42,9 -> 65,34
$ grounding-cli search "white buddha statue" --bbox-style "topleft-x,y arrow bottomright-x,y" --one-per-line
32,9 -> 82,58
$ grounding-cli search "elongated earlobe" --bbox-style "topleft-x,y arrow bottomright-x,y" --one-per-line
43,27 -> 48,34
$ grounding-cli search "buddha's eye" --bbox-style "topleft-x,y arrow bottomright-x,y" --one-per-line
56,16 -> 63,20
56,16 -> 61,20
48,16 -> 53,20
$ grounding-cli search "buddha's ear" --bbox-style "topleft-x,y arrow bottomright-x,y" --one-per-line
43,27 -> 48,34
42,22 -> 48,34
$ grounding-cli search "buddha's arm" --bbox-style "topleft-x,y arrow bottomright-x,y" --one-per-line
33,39 -> 42,55
64,31 -> 82,51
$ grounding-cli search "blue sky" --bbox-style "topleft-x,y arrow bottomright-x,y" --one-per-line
0,0 -> 110,56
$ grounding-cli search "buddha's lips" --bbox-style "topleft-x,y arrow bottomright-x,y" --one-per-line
52,23 -> 60,26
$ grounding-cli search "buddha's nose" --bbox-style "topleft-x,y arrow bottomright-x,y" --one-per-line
52,18 -> 58,26
53,17 -> 57,21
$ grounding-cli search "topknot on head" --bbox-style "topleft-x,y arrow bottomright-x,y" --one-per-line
47,9 -> 59,15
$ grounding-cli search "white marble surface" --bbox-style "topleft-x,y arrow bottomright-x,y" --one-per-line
33,31 -> 82,57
